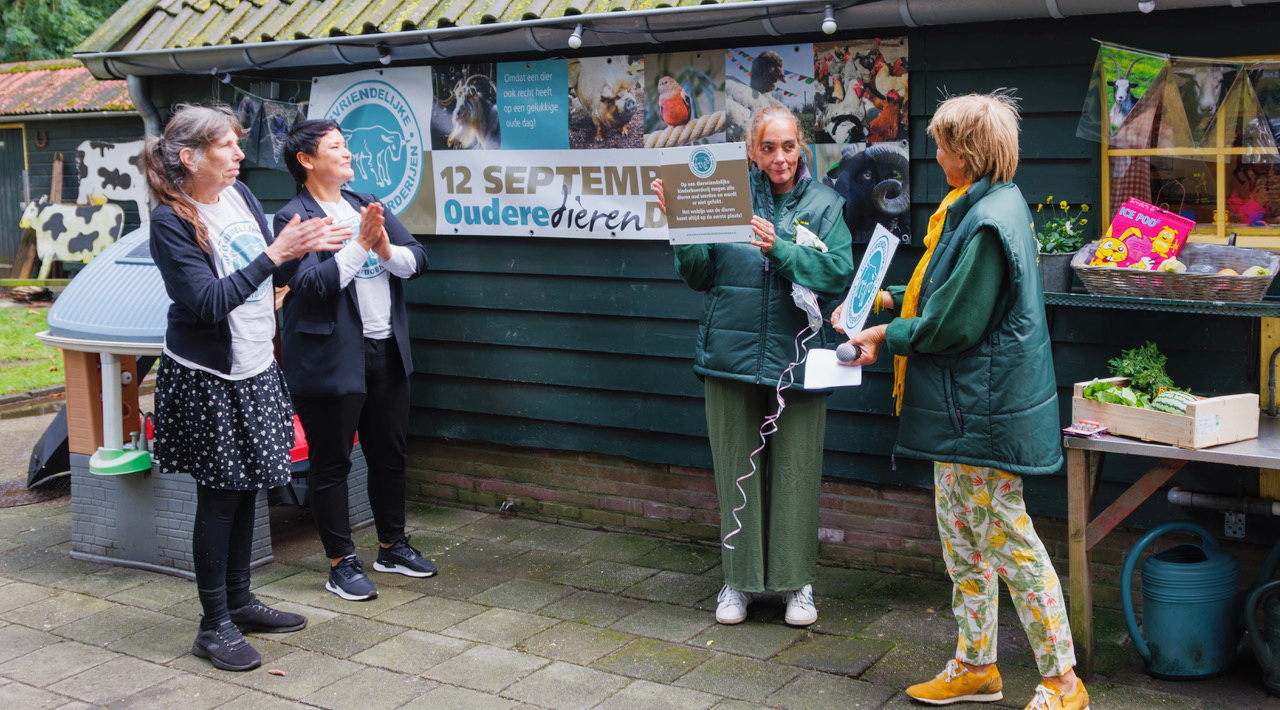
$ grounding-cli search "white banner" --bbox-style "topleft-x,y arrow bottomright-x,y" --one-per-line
432,149 -> 665,240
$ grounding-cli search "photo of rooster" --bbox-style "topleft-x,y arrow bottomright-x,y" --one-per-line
643,50 -> 724,148
568,55 -> 644,149
814,38 -> 908,146
724,44 -> 815,144
429,63 -> 501,150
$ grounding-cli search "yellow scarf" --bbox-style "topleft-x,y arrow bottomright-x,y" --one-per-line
893,183 -> 971,415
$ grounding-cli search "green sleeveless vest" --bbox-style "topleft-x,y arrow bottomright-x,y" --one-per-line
894,177 -> 1062,475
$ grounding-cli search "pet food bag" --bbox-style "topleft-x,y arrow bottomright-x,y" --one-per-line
1089,198 -> 1196,269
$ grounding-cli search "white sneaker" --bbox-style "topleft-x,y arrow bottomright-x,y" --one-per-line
715,584 -> 752,624
784,584 -> 817,626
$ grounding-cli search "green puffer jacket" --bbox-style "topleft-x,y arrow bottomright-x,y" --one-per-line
895,177 -> 1062,475
674,170 -> 854,386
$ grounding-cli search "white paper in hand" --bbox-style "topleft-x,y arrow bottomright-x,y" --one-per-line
804,348 -> 862,389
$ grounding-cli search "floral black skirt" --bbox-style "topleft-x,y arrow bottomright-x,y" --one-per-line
153,354 -> 294,491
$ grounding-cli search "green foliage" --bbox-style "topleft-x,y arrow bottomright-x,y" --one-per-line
1,0 -> 128,62
1034,196 -> 1091,254
0,306 -> 61,397
1082,379 -> 1151,409
1107,341 -> 1182,398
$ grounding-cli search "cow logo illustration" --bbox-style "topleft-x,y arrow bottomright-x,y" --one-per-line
689,147 -> 717,179
323,80 -> 424,215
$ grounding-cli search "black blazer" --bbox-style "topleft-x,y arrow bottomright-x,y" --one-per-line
150,181 -> 285,375
275,188 -> 428,397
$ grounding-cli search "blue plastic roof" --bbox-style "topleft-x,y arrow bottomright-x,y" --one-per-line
47,227 -> 170,344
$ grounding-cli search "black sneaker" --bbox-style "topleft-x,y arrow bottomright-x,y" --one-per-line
192,619 -> 262,672
326,554 -> 378,601
373,535 -> 438,578
229,595 -> 308,633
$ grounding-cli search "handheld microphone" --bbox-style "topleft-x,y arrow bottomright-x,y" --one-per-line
835,342 -> 861,364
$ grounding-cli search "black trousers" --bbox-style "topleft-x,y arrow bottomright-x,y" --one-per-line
193,485 -> 257,629
293,336 -> 409,559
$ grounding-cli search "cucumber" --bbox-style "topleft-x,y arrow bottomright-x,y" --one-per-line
1150,390 -> 1198,414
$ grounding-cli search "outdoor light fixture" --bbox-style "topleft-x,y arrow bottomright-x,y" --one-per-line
567,24 -> 584,50
210,68 -> 231,83
377,43 -> 392,65
1138,0 -> 1155,12
821,5 -> 837,35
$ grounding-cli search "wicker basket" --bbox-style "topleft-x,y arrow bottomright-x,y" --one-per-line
1071,242 -> 1280,302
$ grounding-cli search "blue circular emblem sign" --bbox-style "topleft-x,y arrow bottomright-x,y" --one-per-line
843,234 -> 893,333
689,147 -> 717,179
324,80 -> 423,215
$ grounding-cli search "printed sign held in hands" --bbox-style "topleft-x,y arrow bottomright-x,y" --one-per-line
657,142 -> 753,244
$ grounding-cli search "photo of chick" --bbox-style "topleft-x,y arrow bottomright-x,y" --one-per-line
642,51 -> 725,149
724,44 -> 815,144
430,63 -> 501,150
568,55 -> 644,149
814,38 -> 908,146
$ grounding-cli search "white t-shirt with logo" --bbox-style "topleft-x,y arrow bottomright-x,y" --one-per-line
316,197 -> 419,340
164,186 -> 276,380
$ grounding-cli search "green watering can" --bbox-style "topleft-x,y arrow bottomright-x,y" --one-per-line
1244,537 -> 1280,696
1122,521 -> 1242,679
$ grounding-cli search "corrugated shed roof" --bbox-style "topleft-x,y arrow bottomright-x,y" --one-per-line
0,60 -> 135,116
77,0 -> 709,52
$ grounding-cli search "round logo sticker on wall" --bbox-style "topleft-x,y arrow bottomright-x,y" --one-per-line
323,80 -> 424,215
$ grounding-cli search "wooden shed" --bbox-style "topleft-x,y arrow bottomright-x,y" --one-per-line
71,0 -> 1280,597
0,59 -> 142,276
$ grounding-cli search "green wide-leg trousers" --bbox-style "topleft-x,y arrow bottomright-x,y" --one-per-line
704,376 -> 826,593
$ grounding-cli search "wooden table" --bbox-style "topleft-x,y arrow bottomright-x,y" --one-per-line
1066,415 -> 1280,676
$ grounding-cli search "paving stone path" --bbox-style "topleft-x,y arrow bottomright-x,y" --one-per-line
0,498 -> 1277,709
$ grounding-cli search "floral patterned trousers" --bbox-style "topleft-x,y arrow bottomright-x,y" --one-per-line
934,462 -> 1076,677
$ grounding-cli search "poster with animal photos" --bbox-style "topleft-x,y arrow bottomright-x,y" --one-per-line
310,38 -> 909,242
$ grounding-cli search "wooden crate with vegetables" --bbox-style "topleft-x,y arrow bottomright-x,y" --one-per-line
1069,342 -> 1259,449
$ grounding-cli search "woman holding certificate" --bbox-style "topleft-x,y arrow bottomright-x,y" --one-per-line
652,106 -> 853,627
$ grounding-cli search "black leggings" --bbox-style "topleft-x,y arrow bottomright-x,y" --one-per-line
194,485 -> 258,630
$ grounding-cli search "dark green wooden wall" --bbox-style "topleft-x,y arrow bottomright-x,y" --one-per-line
148,4 -> 1280,534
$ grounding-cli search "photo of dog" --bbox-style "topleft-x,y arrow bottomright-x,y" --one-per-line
431,63 -> 501,150
724,44 -> 815,144
568,55 -> 644,149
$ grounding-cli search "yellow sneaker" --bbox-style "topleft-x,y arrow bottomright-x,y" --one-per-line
906,659 -> 1003,705
1024,681 -> 1090,710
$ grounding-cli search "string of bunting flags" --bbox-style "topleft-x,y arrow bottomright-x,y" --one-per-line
1078,40 -> 1280,164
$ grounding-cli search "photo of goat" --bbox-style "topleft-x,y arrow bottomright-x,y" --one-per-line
643,51 -> 725,149
1172,60 -> 1239,146
1099,47 -> 1165,137
724,44 -> 815,144
431,63 -> 501,151
814,38 -> 908,146
568,55 -> 644,150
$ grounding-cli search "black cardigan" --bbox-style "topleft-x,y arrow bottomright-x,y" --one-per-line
149,181 -> 285,375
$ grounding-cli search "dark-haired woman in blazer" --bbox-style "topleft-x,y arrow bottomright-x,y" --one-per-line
276,119 -> 433,603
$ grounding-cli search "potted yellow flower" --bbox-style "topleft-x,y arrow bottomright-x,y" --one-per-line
1035,197 -> 1091,293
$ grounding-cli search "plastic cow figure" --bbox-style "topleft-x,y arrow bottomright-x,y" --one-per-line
76,139 -> 149,221
19,196 -> 124,278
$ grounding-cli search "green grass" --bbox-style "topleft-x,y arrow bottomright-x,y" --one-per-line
0,306 -> 62,396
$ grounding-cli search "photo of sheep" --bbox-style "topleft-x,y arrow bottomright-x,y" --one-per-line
814,38 -> 908,146
643,50 -> 725,149
568,55 -> 645,150
724,44 -> 815,144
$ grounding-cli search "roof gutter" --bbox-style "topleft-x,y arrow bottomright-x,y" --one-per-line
75,0 -> 1280,80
